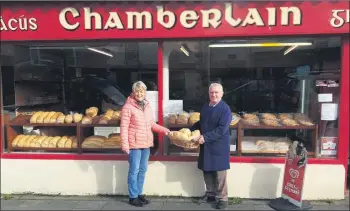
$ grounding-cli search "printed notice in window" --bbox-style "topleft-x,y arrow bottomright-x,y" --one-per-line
321,103 -> 338,121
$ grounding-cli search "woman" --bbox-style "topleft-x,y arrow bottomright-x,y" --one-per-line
120,81 -> 170,207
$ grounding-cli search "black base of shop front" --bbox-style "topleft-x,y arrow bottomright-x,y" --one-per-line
269,197 -> 313,211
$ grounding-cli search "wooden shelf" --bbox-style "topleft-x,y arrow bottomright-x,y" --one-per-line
10,147 -> 77,152
79,116 -> 120,127
8,115 -> 77,127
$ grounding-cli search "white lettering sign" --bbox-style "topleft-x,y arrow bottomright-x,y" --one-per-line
57,4 -> 303,31
0,15 -> 37,31
330,9 -> 350,28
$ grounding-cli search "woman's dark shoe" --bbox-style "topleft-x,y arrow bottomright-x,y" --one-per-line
138,195 -> 150,205
129,198 -> 143,207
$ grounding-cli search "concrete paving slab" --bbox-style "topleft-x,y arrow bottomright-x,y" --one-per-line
226,204 -> 257,210
7,199 -> 53,210
101,201 -> 164,210
161,201 -> 215,210
254,204 -> 275,210
74,200 -> 108,210
45,200 -> 81,210
1,199 -> 26,210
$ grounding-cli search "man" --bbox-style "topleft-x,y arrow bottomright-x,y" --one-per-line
191,83 -> 232,210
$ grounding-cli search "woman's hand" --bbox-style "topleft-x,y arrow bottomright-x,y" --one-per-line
164,128 -> 171,135
122,148 -> 130,154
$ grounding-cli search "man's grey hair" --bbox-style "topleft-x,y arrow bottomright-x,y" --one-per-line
132,81 -> 147,92
209,83 -> 223,91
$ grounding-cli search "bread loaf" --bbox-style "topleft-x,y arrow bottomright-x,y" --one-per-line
23,135 -> 37,147
85,107 -> 98,117
28,136 -> 40,147
261,113 -> 277,120
188,112 -> 200,125
176,113 -> 189,124
36,112 -> 50,123
73,113 -> 83,123
41,137 -> 53,148
166,114 -> 177,125
49,112 -> 63,123
64,136 -> 74,148
49,136 -> 61,148
179,128 -> 192,137
82,116 -> 93,124
191,130 -> 200,137
105,109 -> 114,118
34,136 -> 47,147
112,111 -> 121,120
44,111 -> 57,123
82,136 -> 106,148
102,140 -> 121,148
65,114 -> 73,124
30,111 -> 43,123
17,135 -> 30,147
57,136 -> 69,148
56,115 -> 66,124
98,116 -> 109,124
72,137 -> 78,148
12,135 -> 24,147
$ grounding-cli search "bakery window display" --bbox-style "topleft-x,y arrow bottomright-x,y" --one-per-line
81,135 -> 122,153
10,135 -> 77,152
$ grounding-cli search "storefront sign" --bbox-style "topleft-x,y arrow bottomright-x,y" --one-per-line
0,2 -> 349,41
281,141 -> 307,208
320,137 -> 338,156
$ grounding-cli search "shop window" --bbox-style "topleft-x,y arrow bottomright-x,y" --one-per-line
0,42 -> 159,155
163,37 -> 341,158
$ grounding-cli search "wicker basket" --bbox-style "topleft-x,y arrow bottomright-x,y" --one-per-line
168,131 -> 200,149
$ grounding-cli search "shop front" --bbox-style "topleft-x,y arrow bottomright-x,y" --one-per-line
0,1 -> 349,199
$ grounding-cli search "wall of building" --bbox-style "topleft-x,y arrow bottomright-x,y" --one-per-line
0,159 -> 345,200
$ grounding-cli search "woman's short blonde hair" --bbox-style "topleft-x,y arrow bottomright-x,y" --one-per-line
132,81 -> 147,92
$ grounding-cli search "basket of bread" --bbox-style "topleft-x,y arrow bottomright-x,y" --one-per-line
167,128 -> 200,149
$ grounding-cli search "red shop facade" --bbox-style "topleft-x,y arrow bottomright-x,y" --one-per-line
0,1 -> 349,199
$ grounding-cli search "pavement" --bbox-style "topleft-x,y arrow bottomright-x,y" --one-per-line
1,194 -> 349,210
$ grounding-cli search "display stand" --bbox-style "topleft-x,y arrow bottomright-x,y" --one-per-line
269,141 -> 313,211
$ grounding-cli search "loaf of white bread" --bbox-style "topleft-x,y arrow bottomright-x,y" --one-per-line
12,135 -> 77,148
30,111 -> 84,124
82,134 -> 122,148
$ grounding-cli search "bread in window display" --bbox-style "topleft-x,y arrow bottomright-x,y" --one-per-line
82,135 -> 106,148
30,111 -> 43,123
281,118 -> 299,126
278,113 -> 293,120
34,136 -> 47,147
49,136 -> 61,148
102,135 -> 122,148
44,111 -> 57,123
73,113 -> 83,123
28,136 -> 41,147
261,113 -> 277,120
188,112 -> 200,125
56,114 -> 66,124
112,110 -> 121,120
81,116 -> 93,124
23,135 -> 37,147
175,112 -> 190,124
166,114 -> 177,125
294,113 -> 314,126
50,112 -> 64,123
230,113 -> 241,126
11,134 -> 24,147
85,107 -> 98,117
41,137 -> 53,147
262,118 -> 282,127
36,112 -> 50,123
167,128 -> 200,149
64,114 -> 73,124
242,113 -> 260,126
57,136 -> 69,148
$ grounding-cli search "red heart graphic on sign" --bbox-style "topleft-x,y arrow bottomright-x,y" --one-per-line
289,168 -> 299,179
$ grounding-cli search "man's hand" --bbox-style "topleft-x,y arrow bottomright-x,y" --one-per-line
198,135 -> 205,144
122,148 -> 130,154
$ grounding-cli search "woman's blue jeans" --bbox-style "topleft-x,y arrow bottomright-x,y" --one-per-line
128,148 -> 150,199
